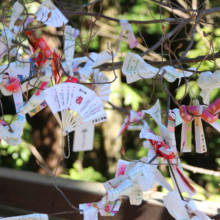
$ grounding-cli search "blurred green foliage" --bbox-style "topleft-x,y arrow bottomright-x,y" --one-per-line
60,162 -> 106,182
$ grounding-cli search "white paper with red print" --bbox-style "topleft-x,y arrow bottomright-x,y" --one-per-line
43,83 -> 106,133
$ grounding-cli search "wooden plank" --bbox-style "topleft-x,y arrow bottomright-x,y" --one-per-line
0,168 -> 219,220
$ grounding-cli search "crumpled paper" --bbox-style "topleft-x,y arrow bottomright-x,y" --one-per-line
35,0 -> 68,27
163,191 -> 191,220
79,198 -> 121,220
92,69 -> 111,103
122,52 -> 195,84
0,120 -> 24,146
198,70 -> 220,104
184,198 -> 211,220
78,50 -> 117,80
0,60 -> 30,96
164,191 -> 208,220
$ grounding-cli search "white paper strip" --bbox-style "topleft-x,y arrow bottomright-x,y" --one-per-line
73,125 -> 95,152
2,214 -> 48,220
198,70 -> 220,104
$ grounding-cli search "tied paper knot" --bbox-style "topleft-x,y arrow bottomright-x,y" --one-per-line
180,99 -> 220,153
140,128 -> 175,160
184,199 -> 211,220
103,156 -> 157,206
79,198 -> 121,220
141,100 -> 196,197
78,51 -> 116,80
180,98 -> 220,124
106,179 -> 133,201
116,20 -> 138,52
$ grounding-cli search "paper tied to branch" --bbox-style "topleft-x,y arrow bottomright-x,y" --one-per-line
136,141 -> 159,192
21,67 -> 52,92
184,199 -> 211,220
143,99 -> 176,146
122,52 -> 195,84
35,0 -> 68,27
64,26 -> 75,76
91,50 -> 116,70
158,66 -> 195,85
115,159 -> 129,177
0,120 -> 23,146
92,69 -> 111,103
0,60 -> 30,95
115,110 -> 145,141
78,50 -> 117,80
18,92 -> 45,115
80,198 -> 121,220
163,191 -> 191,220
127,110 -> 144,130
198,70 -> 220,104
105,179 -> 134,202
0,72 -> 26,123
141,100 -> 196,197
9,1 -> 24,30
78,52 -> 98,81
0,15 -> 33,61
172,108 -> 183,127
164,191 -> 207,220
2,214 -> 48,220
116,19 -> 138,52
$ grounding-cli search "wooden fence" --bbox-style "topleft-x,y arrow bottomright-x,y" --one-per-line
0,168 -> 219,220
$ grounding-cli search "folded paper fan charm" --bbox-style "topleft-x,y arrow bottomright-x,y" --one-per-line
44,83 -> 107,134
35,0 -> 68,27
44,83 -> 107,156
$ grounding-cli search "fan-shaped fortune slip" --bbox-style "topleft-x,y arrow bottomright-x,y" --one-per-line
44,83 -> 107,135
35,0 -> 68,27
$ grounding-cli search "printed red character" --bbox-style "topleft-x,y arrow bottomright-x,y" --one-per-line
76,96 -> 83,104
